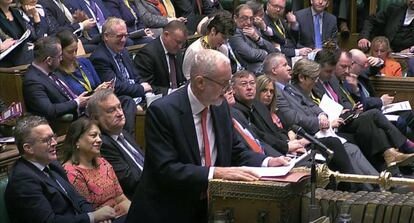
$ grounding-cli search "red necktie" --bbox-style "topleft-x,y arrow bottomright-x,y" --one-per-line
232,119 -> 264,154
201,108 -> 211,166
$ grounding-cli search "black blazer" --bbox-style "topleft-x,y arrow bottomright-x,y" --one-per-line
126,85 -> 266,223
134,37 -> 186,95
23,65 -> 78,120
90,43 -> 145,98
38,0 -> 81,34
5,159 -> 94,223
100,130 -> 144,199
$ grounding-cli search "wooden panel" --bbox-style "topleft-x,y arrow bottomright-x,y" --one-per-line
0,65 -> 28,112
369,76 -> 414,106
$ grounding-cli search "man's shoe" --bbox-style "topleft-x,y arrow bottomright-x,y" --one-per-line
384,148 -> 414,167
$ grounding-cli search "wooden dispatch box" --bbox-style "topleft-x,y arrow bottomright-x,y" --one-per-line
208,178 -> 309,223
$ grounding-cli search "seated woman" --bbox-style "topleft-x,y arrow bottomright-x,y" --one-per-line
255,75 -> 284,129
55,30 -> 110,95
62,117 -> 131,217
0,0 -> 46,66
369,36 -> 402,77
183,10 -> 235,79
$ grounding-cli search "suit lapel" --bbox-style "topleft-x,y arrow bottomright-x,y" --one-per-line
210,106 -> 224,166
307,8 -> 316,44
178,87 -> 201,165
155,38 -> 170,82
32,66 -> 71,100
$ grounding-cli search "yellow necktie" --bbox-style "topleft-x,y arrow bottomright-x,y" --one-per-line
124,0 -> 137,20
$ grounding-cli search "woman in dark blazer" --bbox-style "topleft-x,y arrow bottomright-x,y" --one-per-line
0,0 -> 46,66
55,30 -> 111,95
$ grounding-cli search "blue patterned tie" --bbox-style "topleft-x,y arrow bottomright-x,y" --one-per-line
314,14 -> 322,49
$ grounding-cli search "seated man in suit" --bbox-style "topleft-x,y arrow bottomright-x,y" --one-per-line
87,89 -> 145,199
90,17 -> 152,134
23,36 -> 89,125
126,49 -> 290,223
134,20 -> 187,95
38,0 -> 97,49
229,4 -> 278,74
5,115 -> 116,223
293,0 -> 337,49
263,0 -> 312,59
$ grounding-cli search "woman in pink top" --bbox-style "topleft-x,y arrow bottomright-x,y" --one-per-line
62,117 -> 130,218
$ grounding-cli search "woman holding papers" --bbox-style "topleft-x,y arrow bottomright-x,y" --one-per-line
0,0 -> 47,66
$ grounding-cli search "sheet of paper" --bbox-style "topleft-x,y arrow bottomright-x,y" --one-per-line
319,94 -> 344,122
382,101 -> 412,114
385,114 -> 399,122
0,30 -> 31,61
0,137 -> 14,143
243,161 -> 295,177
315,128 -> 347,144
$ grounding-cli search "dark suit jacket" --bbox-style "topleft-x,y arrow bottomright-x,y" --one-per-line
64,0 -> 111,37
23,65 -> 78,120
38,0 -> 81,34
102,0 -> 145,34
90,43 -> 145,98
126,85 -> 266,223
231,107 -> 283,157
229,28 -> 278,73
233,99 -> 289,154
100,130 -> 144,199
262,13 -> 299,57
294,7 -> 337,48
134,37 -> 186,95
276,83 -> 323,135
359,4 -> 411,52
313,77 -> 354,110
5,159 -> 94,223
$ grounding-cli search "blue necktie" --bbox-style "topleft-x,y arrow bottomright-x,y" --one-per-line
314,14 -> 322,49
118,135 -> 144,168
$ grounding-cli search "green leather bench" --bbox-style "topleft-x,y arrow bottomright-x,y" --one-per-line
0,177 -> 10,223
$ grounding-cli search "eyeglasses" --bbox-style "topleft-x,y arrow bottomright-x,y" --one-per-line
107,33 -> 129,40
203,76 -> 232,92
267,3 -> 285,10
237,15 -> 254,22
39,134 -> 57,146
237,80 -> 256,88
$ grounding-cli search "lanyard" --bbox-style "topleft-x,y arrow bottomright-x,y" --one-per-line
273,19 -> 285,38
68,64 -> 93,93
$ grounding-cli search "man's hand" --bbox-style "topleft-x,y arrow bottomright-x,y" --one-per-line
367,56 -> 383,67
345,73 -> 359,93
298,47 -> 312,56
0,38 -> 16,52
286,12 -> 297,25
144,28 -> 155,38
288,139 -> 305,153
81,18 -> 96,30
77,91 -> 91,108
22,4 -> 40,22
242,27 -> 260,41
253,17 -> 266,31
358,38 -> 371,51
331,118 -> 344,128
92,205 -> 116,223
268,156 -> 291,166
213,167 -> 260,181
140,82 -> 152,92
380,94 -> 394,106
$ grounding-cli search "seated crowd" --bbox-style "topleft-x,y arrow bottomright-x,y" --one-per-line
4,0 -> 414,222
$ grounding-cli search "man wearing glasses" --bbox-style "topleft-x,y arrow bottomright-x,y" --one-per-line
5,116 -> 117,223
90,17 -> 152,134
126,49 -> 290,223
229,4 -> 278,74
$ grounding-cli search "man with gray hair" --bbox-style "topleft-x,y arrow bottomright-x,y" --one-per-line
126,49 -> 290,223
87,89 -> 145,199
5,115 -> 116,223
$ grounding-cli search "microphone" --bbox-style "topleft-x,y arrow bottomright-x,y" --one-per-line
290,125 -> 334,161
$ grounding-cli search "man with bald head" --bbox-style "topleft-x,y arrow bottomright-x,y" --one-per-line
126,49 -> 290,223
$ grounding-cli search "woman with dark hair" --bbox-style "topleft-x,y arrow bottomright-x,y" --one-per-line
0,0 -> 46,66
182,9 -> 235,78
62,117 -> 131,218
55,29 -> 111,95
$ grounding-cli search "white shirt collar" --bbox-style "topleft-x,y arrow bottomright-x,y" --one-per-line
311,7 -> 324,17
187,83 -> 206,115
27,159 -> 47,171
